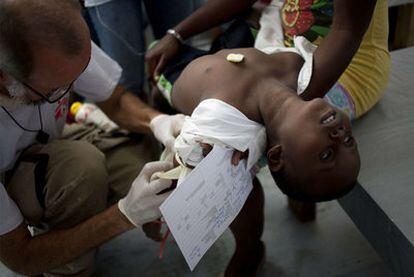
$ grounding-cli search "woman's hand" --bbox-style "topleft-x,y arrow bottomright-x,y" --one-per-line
145,34 -> 182,82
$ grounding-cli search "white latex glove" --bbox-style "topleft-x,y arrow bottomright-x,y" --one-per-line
150,114 -> 185,152
118,161 -> 174,226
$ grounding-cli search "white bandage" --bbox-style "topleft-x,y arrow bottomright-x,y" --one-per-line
226,53 -> 245,63
174,99 -> 267,170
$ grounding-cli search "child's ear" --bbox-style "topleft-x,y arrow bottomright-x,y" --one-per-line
267,145 -> 284,172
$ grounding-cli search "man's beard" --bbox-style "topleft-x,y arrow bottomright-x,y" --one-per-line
0,79 -> 40,108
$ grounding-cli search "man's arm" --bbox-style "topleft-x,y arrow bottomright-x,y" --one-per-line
300,0 -> 377,100
0,160 -> 173,275
97,85 -> 160,134
97,85 -> 185,151
0,205 -> 133,275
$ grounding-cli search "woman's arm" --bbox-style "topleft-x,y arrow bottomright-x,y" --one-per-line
300,0 -> 377,100
146,0 -> 256,80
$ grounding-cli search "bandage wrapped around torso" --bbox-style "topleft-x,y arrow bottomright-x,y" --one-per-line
174,99 -> 267,171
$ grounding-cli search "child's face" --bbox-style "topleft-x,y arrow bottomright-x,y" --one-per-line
277,98 -> 360,199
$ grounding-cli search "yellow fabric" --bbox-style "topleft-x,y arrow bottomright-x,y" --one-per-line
337,0 -> 390,117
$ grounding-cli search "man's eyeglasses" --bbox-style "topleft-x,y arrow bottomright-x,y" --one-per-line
7,56 -> 91,103
21,81 -> 73,103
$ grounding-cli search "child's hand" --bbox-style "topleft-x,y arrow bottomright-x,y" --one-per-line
200,143 -> 248,166
200,142 -> 213,157
142,221 -> 163,242
231,150 -> 249,166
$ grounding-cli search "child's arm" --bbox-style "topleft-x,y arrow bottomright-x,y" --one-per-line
300,0 -> 377,100
146,0 -> 256,80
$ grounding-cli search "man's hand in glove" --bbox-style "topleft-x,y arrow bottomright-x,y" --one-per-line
118,161 -> 174,226
150,114 -> 185,152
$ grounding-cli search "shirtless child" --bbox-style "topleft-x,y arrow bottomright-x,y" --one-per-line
172,47 -> 360,202
150,45 -> 361,275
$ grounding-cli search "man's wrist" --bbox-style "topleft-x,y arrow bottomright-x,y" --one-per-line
149,112 -> 163,122
149,113 -> 166,131
113,204 -> 135,230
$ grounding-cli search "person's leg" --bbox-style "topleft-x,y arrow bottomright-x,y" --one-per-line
287,197 -> 316,222
86,0 -> 146,96
101,134 -> 162,244
104,135 -> 161,205
6,140 -> 109,276
227,178 -> 265,277
61,121 -> 161,205
81,8 -> 100,46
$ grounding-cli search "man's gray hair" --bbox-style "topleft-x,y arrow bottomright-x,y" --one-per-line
0,0 -> 85,82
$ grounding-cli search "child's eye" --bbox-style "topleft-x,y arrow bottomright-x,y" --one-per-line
344,135 -> 354,147
320,148 -> 334,161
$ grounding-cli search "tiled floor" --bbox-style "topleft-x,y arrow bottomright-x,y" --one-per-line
1,167 -> 392,277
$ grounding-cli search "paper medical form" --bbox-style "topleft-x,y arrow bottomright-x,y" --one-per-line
160,145 -> 253,271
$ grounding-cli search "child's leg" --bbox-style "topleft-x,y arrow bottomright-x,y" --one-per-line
227,177 -> 265,277
287,197 -> 316,222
